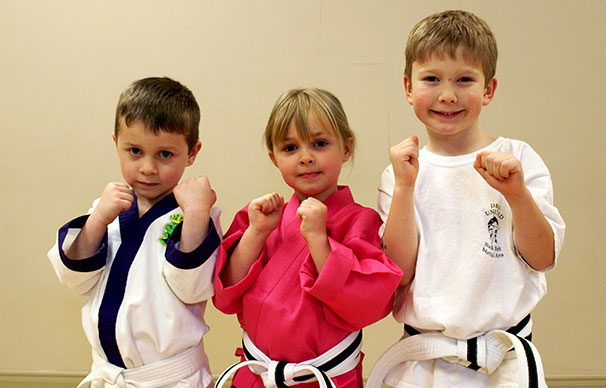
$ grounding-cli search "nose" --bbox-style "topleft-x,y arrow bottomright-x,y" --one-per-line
439,84 -> 457,104
139,156 -> 158,175
298,147 -> 315,166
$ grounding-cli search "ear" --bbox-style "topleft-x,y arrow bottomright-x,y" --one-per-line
186,140 -> 202,166
342,137 -> 354,163
403,75 -> 414,105
483,77 -> 498,106
268,151 -> 278,168
112,133 -> 117,145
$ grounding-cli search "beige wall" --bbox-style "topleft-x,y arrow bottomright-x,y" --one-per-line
1,0 -> 604,381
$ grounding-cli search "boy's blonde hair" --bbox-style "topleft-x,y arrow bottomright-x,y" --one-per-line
264,88 -> 356,158
115,77 -> 200,151
405,10 -> 498,85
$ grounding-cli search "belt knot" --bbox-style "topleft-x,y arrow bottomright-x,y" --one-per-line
263,360 -> 297,388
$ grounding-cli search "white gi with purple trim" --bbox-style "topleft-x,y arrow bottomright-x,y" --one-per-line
48,193 -> 221,388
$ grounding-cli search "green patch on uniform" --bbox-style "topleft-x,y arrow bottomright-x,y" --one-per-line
158,214 -> 184,246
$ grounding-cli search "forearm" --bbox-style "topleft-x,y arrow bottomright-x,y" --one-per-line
64,215 -> 107,260
305,235 -> 330,273
507,189 -> 555,270
221,228 -> 269,287
381,185 -> 418,285
178,209 -> 210,253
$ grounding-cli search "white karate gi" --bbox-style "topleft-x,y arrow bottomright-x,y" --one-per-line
48,193 -> 221,388
375,137 -> 565,388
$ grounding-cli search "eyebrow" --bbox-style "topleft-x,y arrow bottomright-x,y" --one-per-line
417,65 -> 482,74
121,141 -> 180,150
282,130 -> 322,140
120,141 -> 141,148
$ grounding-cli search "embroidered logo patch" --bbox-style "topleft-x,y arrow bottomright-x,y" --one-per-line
482,203 -> 504,258
158,214 -> 184,246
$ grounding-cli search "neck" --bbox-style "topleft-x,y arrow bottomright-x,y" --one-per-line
136,192 -> 171,217
295,186 -> 339,203
426,130 -> 496,156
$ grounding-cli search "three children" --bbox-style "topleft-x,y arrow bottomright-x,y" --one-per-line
48,9 -> 564,388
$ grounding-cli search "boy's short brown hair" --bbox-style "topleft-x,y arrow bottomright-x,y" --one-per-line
264,88 -> 356,159
405,10 -> 498,85
115,77 -> 200,151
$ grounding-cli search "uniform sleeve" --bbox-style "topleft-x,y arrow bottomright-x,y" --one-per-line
47,214 -> 107,295
163,206 -> 222,304
300,207 -> 403,331
377,165 -> 395,237
517,144 -> 566,271
212,205 -> 266,315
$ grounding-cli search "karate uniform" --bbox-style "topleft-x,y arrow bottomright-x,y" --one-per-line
213,186 -> 403,388
374,137 -> 565,388
48,192 -> 221,388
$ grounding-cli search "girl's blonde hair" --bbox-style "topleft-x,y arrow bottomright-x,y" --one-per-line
264,88 -> 356,159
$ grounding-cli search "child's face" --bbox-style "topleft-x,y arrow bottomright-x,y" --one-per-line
114,120 -> 200,209
269,113 -> 352,202
404,47 -> 497,146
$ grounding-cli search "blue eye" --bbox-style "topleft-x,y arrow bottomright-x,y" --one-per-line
314,140 -> 328,148
159,150 -> 173,159
423,76 -> 439,82
129,148 -> 142,156
458,77 -> 474,83
283,144 -> 297,152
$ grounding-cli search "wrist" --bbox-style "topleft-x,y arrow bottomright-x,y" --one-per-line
503,187 -> 532,208
393,171 -> 417,189
87,212 -> 112,231
181,206 -> 211,223
392,183 -> 415,199
303,229 -> 328,244
246,225 -> 273,241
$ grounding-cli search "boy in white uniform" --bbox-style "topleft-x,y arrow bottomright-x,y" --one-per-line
48,77 -> 221,388
370,10 -> 565,388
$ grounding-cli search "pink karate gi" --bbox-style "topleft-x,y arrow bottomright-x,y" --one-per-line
214,187 -> 403,388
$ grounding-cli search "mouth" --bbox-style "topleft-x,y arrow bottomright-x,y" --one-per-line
137,181 -> 158,188
431,109 -> 464,118
298,171 -> 321,179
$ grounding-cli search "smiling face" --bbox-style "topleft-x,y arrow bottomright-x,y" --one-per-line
404,47 -> 497,154
269,113 -> 352,202
114,119 -> 200,211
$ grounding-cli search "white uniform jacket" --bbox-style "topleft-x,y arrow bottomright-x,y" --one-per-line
378,137 -> 565,339
48,192 -> 221,386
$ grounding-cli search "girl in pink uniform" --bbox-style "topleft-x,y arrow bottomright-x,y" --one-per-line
213,88 -> 403,388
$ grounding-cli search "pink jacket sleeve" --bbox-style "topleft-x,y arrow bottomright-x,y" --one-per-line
300,207 -> 403,331
212,205 -> 266,314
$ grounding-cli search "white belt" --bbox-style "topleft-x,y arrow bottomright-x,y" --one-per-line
78,340 -> 207,388
366,316 -> 544,388
215,331 -> 362,388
